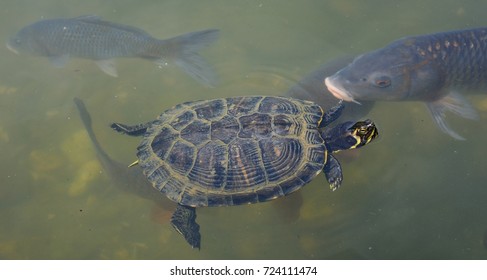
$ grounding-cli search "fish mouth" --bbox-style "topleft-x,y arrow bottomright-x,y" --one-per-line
324,77 -> 360,104
6,42 -> 19,54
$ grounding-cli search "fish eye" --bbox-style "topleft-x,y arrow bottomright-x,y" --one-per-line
361,77 -> 367,82
374,76 -> 391,88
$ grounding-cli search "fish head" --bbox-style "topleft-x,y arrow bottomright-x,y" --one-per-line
325,39 -> 442,103
6,34 -> 22,54
6,24 -> 44,56
6,29 -> 34,55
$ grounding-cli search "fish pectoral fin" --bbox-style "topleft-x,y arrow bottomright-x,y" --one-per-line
426,91 -> 479,141
48,54 -> 70,68
436,91 -> 479,120
95,59 -> 118,77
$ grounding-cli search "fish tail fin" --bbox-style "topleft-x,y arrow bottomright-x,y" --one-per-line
153,29 -> 220,86
426,91 -> 479,140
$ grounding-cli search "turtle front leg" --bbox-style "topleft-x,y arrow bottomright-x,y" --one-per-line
170,204 -> 201,249
319,100 -> 344,128
323,154 -> 343,191
110,122 -> 152,136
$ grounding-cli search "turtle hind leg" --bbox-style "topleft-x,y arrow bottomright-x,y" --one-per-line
323,154 -> 343,191
171,204 -> 201,249
110,122 -> 151,136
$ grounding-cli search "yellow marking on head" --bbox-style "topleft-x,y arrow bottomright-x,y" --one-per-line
349,137 -> 361,149
350,122 -> 378,149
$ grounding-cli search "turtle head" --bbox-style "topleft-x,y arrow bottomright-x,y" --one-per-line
323,119 -> 378,152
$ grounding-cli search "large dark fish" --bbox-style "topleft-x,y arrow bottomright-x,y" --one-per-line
7,16 -> 219,86
73,97 -> 175,213
325,27 -> 487,140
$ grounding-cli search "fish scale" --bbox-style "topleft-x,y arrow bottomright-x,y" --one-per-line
418,29 -> 487,88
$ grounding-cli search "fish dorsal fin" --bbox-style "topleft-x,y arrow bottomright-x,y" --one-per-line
426,91 -> 479,140
73,15 -> 151,36
72,15 -> 102,21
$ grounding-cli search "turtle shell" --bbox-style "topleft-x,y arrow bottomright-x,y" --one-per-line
136,96 -> 327,207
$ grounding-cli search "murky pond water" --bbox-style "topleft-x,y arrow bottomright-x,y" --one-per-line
1,0 -> 487,259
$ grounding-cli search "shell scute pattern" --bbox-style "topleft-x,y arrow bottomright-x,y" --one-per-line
226,96 -> 261,116
258,96 -> 301,115
149,126 -> 179,160
188,142 -> 227,189
180,120 -> 211,145
167,141 -> 195,175
273,114 -> 302,136
193,99 -> 226,120
210,115 -> 239,144
169,110 -> 195,130
238,113 -> 272,139
139,96 -> 326,207
259,137 -> 302,182
226,139 -> 267,189
255,185 -> 284,202
278,176 -> 306,195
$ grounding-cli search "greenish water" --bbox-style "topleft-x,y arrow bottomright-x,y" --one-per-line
1,0 -> 487,259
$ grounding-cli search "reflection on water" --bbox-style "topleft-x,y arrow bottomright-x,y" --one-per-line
1,0 -> 487,259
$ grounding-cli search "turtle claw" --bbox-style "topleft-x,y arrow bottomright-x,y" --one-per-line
323,154 -> 343,191
329,178 -> 342,191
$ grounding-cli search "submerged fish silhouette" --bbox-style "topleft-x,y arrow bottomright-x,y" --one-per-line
8,16 -> 219,86
73,97 -> 175,214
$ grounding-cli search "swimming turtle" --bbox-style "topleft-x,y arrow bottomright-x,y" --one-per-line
111,96 -> 378,249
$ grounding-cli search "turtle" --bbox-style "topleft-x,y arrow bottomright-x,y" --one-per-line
110,96 -> 379,249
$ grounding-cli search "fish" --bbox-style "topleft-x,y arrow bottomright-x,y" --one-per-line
324,27 -> 487,140
7,16 -> 219,86
73,97 -> 175,215
285,56 -> 375,122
